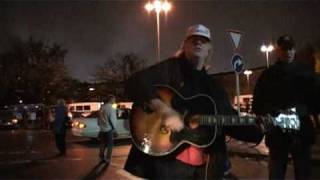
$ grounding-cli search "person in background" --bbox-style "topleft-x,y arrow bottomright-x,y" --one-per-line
43,107 -> 51,130
98,94 -> 118,164
54,98 -> 70,156
124,24 -> 263,179
252,35 -> 319,179
312,45 -> 320,130
29,111 -> 36,128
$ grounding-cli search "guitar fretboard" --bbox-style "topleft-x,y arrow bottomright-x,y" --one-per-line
199,115 -> 256,126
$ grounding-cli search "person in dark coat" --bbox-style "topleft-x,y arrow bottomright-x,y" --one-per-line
252,35 -> 319,180
54,98 -> 69,156
124,24 -> 263,180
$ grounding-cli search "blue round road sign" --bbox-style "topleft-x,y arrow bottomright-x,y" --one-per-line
231,54 -> 244,73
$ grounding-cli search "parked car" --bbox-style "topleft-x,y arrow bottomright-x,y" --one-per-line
0,110 -> 19,130
71,102 -> 132,140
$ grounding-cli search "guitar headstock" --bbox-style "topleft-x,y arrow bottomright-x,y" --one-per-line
274,107 -> 300,131
257,107 -> 300,132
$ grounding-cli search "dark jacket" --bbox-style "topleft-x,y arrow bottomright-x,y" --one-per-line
125,56 -> 263,178
54,106 -> 69,134
252,61 -> 317,147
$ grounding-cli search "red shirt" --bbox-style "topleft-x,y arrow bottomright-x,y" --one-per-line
176,146 -> 207,166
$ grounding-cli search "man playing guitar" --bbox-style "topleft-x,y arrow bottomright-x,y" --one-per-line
124,24 -> 264,180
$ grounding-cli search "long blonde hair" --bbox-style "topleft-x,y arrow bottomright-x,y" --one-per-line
174,39 -> 213,71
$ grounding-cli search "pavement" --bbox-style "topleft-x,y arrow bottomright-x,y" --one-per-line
1,129 -> 320,179
108,134 -> 320,180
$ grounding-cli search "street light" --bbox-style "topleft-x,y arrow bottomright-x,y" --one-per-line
145,0 -> 172,62
243,70 -> 253,87
260,44 -> 274,68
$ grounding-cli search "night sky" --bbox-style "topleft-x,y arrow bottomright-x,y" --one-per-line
1,1 -> 320,82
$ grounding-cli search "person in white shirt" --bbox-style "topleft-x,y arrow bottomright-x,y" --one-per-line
97,94 -> 118,163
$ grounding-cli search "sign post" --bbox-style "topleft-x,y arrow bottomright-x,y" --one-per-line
227,29 -> 244,115
231,54 -> 244,115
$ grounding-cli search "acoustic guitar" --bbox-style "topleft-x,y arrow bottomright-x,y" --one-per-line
129,85 -> 300,156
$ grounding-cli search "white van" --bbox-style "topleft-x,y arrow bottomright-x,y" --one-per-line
71,102 -> 133,140
68,102 -> 103,117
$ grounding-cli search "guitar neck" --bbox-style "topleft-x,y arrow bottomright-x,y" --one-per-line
199,115 -> 256,126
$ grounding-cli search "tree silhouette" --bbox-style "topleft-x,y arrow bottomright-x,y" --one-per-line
0,37 -> 71,106
92,52 -> 147,100
93,52 -> 146,83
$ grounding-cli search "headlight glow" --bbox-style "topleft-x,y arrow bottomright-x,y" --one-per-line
12,119 -> 18,124
73,121 -> 79,126
112,103 -> 117,109
78,123 -> 86,129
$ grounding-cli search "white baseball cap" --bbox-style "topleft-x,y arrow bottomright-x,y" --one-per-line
186,24 -> 211,41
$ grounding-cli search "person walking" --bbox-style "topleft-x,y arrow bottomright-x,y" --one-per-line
98,94 -> 118,164
54,99 -> 70,156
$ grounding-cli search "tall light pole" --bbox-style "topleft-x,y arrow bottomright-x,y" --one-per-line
145,0 -> 172,62
260,44 -> 274,68
243,70 -> 253,87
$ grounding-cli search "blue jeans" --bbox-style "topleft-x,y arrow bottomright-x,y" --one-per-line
99,130 -> 113,161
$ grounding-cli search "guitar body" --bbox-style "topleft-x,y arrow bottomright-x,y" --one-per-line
130,85 -> 218,156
